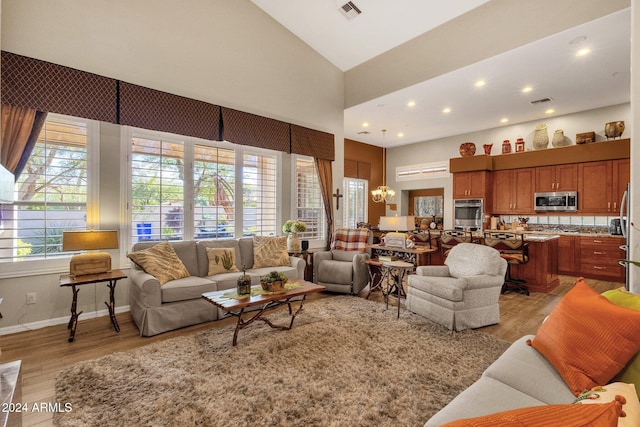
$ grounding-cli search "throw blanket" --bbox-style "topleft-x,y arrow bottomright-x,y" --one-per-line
332,228 -> 369,251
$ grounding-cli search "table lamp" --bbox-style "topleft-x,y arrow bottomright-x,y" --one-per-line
62,230 -> 119,276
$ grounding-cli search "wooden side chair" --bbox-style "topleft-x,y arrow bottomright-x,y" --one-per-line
483,231 -> 529,296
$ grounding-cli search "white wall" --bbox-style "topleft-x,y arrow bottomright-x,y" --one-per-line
0,0 -> 345,333
387,103 -> 631,228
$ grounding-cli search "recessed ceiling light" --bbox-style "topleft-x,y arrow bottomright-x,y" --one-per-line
545,108 -> 555,114
575,48 -> 591,57
407,101 -> 416,107
397,132 -> 404,138
442,107 -> 451,114
475,80 -> 486,88
521,86 -> 533,93
362,122 -> 369,127
500,118 -> 509,123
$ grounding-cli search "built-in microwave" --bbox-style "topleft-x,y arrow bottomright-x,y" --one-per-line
454,199 -> 483,230
534,191 -> 578,212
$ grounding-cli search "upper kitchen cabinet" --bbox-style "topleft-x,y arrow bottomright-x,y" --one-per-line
453,171 -> 490,199
493,168 -> 535,214
535,164 -> 577,192
578,159 -> 630,214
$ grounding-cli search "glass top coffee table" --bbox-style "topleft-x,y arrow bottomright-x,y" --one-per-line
202,280 -> 325,346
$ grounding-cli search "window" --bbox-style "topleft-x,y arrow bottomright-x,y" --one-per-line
243,152 -> 277,237
343,177 -> 368,228
293,156 -> 325,241
0,115 -> 94,264
130,137 -> 185,243
193,145 -> 235,239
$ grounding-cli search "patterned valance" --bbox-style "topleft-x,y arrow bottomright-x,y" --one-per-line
0,51 -> 117,123
221,107 -> 290,152
119,82 -> 220,141
291,124 -> 335,161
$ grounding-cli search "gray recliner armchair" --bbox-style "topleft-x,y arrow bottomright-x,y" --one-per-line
407,243 -> 507,331
313,228 -> 373,295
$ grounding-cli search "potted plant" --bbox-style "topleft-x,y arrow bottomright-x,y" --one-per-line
282,220 -> 306,252
260,271 -> 288,292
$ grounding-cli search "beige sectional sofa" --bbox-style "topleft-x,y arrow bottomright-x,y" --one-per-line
128,238 -> 306,336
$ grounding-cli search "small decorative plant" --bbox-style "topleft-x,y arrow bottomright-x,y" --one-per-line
260,271 -> 288,292
282,220 -> 306,234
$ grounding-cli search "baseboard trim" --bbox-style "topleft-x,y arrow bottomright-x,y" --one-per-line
0,306 -> 131,336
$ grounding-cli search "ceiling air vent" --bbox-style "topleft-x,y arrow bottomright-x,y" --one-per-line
357,131 -> 371,135
530,97 -> 554,105
339,2 -> 362,20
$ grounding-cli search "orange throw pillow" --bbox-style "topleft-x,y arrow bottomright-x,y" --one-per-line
529,278 -> 640,396
441,400 -> 622,427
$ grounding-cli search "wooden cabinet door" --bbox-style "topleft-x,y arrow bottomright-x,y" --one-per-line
557,235 -> 576,275
555,164 -> 578,191
468,171 -> 487,198
492,170 -> 512,213
512,168 -> 534,213
612,158 -> 630,212
453,173 -> 470,198
535,166 -> 555,192
578,161 -> 613,214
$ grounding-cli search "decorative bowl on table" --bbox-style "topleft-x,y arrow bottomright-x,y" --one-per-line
260,271 -> 288,292
459,142 -> 476,157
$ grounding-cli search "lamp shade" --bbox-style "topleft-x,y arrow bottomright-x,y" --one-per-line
379,216 -> 415,232
62,230 -> 119,252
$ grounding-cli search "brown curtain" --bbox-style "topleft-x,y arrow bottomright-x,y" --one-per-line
315,157 -> 333,249
1,104 -> 48,179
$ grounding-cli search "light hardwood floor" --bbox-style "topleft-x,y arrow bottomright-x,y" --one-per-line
0,275 -> 622,426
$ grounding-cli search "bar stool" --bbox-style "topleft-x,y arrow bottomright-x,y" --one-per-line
483,231 -> 529,296
440,229 -> 473,259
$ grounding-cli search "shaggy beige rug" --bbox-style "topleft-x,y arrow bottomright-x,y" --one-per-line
54,296 -> 509,426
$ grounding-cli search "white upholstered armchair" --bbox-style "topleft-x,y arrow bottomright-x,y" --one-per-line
406,243 -> 507,331
313,228 -> 372,295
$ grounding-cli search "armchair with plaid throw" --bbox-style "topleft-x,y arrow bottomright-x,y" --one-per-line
313,228 -> 373,294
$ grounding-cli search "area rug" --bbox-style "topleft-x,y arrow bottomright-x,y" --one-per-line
54,296 -> 510,427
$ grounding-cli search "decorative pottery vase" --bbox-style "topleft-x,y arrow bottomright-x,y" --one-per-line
552,129 -> 569,147
533,124 -> 549,150
604,121 -> 625,139
482,143 -> 493,155
459,142 -> 476,157
515,138 -> 525,152
287,232 -> 301,252
501,140 -> 511,154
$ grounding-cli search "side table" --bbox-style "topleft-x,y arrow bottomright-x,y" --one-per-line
288,248 -> 323,282
59,269 -> 127,342
382,260 -> 414,318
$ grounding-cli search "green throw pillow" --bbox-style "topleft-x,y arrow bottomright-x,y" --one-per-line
602,288 -> 640,399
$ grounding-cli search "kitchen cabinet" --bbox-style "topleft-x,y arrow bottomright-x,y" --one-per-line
578,159 -> 630,214
492,168 -> 535,214
453,171 -> 489,199
577,236 -> 625,282
535,164 -> 578,192
557,235 -> 576,275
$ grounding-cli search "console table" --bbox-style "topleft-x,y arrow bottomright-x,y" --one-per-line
367,244 -> 436,266
59,270 -> 127,342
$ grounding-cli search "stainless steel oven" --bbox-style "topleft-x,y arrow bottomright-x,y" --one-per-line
453,199 -> 483,231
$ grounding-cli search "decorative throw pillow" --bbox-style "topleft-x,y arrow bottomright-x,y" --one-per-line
332,228 -> 370,251
528,278 -> 640,396
575,382 -> 640,427
441,400 -> 622,427
206,247 -> 240,276
253,236 -> 290,268
602,288 -> 640,399
127,241 -> 190,285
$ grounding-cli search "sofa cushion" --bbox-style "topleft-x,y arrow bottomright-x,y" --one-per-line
253,236 -> 289,268
483,335 -> 576,405
407,275 -> 465,301
575,382 -> 640,427
206,271 -> 257,291
196,239 -> 242,276
602,288 -> 640,400
128,241 -> 191,285
445,243 -> 503,278
317,259 -> 353,284
440,400 -> 622,427
529,278 -> 640,396
205,247 -> 240,275
161,276 -> 217,303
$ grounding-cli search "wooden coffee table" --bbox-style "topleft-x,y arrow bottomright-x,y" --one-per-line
202,280 -> 325,346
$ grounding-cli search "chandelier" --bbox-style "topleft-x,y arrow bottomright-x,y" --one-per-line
371,185 -> 395,203
372,137 -> 394,203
